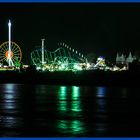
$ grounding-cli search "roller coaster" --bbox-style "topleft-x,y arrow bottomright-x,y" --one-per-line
31,42 -> 88,71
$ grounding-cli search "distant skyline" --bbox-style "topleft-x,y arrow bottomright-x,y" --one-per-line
0,3 -> 140,64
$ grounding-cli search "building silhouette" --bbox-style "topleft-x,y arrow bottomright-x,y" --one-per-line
116,52 -> 136,64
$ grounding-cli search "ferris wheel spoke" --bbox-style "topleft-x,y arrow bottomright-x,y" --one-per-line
12,57 -> 18,62
13,53 -> 20,57
1,44 -> 7,48
0,57 -> 7,62
0,53 -> 7,57
12,55 -> 19,60
2,44 -> 8,49
0,41 -> 22,66
0,58 -> 6,61
12,46 -> 19,52
14,55 -> 20,59
13,51 -> 20,55
0,57 -> 6,61
0,48 -> 6,53
14,56 -> 20,59
0,50 -> 7,55
0,52 -> 6,56
12,56 -> 19,60
12,49 -> 19,54
0,47 -> 7,53
0,53 -> 6,57
14,54 -> 20,57
14,51 -> 20,54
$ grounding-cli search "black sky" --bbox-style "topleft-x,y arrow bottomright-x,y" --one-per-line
0,3 -> 140,64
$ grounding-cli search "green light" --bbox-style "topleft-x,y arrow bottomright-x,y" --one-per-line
71,120 -> 85,134
57,120 -> 86,135
72,86 -> 80,99
71,86 -> 81,112
59,64 -> 67,70
71,100 -> 81,112
73,64 -> 82,70
61,64 -> 65,69
59,101 -> 67,111
58,86 -> 67,111
57,86 -> 85,136
59,86 -> 67,100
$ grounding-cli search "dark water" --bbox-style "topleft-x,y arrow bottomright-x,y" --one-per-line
0,83 -> 139,137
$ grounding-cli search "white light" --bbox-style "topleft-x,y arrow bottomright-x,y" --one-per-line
97,57 -> 104,61
36,66 -> 41,70
42,67 -> 45,71
4,84 -> 16,94
8,20 -> 11,26
87,63 -> 90,68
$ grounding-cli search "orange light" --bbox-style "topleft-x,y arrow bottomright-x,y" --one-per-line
5,51 -> 13,58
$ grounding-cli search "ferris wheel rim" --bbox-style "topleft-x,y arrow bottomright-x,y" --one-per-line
0,41 -> 22,65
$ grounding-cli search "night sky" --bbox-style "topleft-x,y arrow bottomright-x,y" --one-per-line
0,3 -> 140,64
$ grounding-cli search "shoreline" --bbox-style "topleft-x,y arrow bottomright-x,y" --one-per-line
0,70 -> 139,86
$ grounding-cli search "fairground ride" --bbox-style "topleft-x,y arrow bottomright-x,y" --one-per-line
0,20 -> 22,68
31,41 -> 88,71
0,41 -> 22,67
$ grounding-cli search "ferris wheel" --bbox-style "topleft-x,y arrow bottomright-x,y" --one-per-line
0,41 -> 22,66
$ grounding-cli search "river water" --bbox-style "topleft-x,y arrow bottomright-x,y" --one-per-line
0,83 -> 139,137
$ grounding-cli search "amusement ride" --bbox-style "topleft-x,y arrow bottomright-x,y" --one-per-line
31,40 -> 89,71
0,20 -> 120,72
0,20 -> 22,69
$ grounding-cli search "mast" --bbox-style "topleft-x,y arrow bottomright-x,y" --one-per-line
41,39 -> 45,65
8,20 -> 11,66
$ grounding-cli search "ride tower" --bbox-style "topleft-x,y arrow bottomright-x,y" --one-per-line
0,20 -> 22,68
41,39 -> 45,65
7,20 -> 14,66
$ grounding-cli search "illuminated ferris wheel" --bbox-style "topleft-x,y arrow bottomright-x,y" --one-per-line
0,41 -> 22,66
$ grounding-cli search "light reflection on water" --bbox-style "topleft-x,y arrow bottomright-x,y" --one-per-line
57,120 -> 86,136
2,116 -> 23,128
3,83 -> 18,94
57,86 -> 86,136
96,87 -> 106,98
58,86 -> 67,111
0,84 -> 23,137
95,87 -> 108,136
0,84 -> 138,137
71,86 -> 82,112
96,87 -> 107,113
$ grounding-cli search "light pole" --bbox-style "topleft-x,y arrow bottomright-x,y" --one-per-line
7,20 -> 14,66
41,39 -> 45,65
